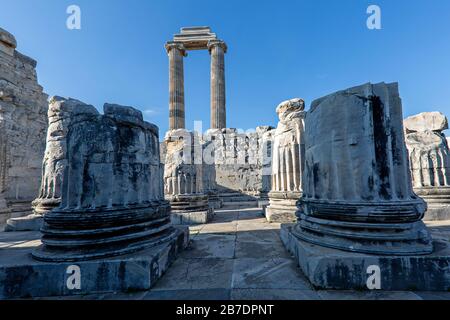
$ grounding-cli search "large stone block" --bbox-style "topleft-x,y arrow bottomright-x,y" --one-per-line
281,224 -> 450,291
0,226 -> 189,299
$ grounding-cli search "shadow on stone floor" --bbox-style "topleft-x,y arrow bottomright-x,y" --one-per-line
3,208 -> 450,300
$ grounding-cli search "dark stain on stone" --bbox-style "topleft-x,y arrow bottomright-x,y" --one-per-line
370,95 -> 391,200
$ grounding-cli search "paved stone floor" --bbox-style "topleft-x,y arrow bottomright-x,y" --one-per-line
3,207 -> 450,300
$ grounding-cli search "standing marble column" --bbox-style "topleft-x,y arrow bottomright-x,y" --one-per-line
166,42 -> 187,130
208,40 -> 227,129
404,112 -> 450,220
266,99 -> 305,222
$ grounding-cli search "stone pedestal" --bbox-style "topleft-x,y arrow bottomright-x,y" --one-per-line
266,98 -> 305,223
169,194 -> 214,225
0,226 -> 189,299
282,83 -> 438,290
163,129 -> 213,225
404,112 -> 450,221
266,191 -> 301,223
281,224 -> 450,291
32,100 -> 181,262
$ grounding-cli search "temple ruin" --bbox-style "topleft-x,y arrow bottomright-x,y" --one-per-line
2,26 -> 450,299
0,28 -> 48,226
404,111 -> 450,220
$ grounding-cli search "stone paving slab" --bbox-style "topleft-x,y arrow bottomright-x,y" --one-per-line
3,207 -> 450,300
235,239 -> 290,259
232,258 -> 312,290
144,288 -> 231,300
180,233 -> 236,259
152,258 -> 234,290
231,289 -> 320,300
317,291 -> 423,300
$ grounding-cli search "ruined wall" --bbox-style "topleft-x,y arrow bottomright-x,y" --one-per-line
160,126 -> 274,200
0,28 -> 48,223
203,126 -> 273,197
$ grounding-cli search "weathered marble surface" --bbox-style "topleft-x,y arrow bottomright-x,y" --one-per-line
266,98 -> 305,222
0,28 -> 48,224
162,129 -> 213,225
32,101 -> 176,262
160,126 -> 274,208
294,82 -> 432,255
5,97 -> 85,231
0,226 -> 189,299
404,112 -> 450,220
203,127 -> 274,200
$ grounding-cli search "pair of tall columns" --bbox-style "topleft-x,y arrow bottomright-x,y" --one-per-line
165,40 -> 227,130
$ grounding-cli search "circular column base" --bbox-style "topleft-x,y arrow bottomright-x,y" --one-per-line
32,201 -> 175,262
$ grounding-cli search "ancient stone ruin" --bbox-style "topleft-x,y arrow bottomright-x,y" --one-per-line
281,83 -> 450,291
32,99 -> 186,261
266,98 -> 305,223
166,27 -> 227,130
0,28 -> 48,226
404,112 -> 450,220
5,97 -> 78,231
162,27 -> 274,218
163,129 -> 213,224
3,25 -> 450,299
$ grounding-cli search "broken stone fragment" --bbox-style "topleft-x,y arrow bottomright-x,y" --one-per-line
404,111 -> 448,133
0,27 -> 17,48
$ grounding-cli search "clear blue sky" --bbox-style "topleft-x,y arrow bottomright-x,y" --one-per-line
1,0 -> 450,136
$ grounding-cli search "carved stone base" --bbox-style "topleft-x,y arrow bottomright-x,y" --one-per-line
295,213 -> 433,256
265,191 -> 301,223
415,187 -> 450,221
169,194 -> 214,225
0,226 -> 189,299
171,210 -> 214,225
32,201 -> 175,262
281,223 -> 450,291
5,198 -> 60,231
5,213 -> 43,231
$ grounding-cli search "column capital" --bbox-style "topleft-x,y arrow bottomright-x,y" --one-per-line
165,41 -> 187,56
207,40 -> 227,54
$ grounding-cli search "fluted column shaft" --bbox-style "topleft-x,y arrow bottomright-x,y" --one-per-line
209,40 -> 227,129
166,42 -> 186,130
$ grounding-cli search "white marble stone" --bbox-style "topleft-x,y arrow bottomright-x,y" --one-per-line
404,112 -> 450,220
266,98 -> 305,222
0,28 -> 48,225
